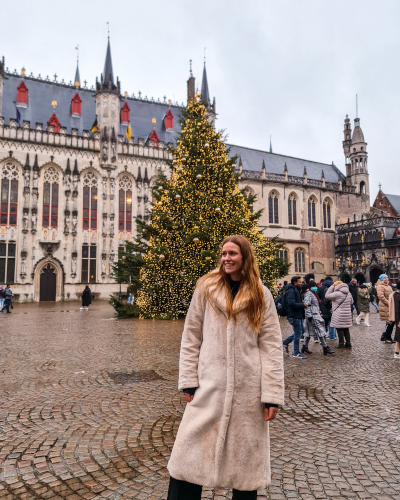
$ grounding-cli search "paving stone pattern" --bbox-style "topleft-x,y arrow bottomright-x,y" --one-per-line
0,302 -> 399,500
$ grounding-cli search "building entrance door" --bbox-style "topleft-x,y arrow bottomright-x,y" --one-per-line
369,267 -> 382,285
40,264 -> 56,301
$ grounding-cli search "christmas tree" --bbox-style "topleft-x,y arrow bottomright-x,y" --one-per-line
135,94 -> 288,319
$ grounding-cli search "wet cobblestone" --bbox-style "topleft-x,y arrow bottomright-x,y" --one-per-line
0,302 -> 399,499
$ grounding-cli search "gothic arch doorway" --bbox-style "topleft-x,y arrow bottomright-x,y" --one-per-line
34,258 -> 63,302
369,267 -> 382,285
40,264 -> 56,301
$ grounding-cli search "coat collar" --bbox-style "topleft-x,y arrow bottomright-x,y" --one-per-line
211,282 -> 250,318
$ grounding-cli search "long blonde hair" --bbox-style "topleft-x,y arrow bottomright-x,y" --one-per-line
197,235 -> 265,332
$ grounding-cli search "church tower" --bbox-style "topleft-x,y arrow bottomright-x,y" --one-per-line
343,115 -> 369,200
95,39 -> 121,169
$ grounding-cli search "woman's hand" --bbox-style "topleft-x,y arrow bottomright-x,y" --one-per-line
184,393 -> 194,403
264,407 -> 278,421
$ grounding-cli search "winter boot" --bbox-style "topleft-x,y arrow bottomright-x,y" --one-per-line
323,346 -> 335,355
301,345 -> 312,354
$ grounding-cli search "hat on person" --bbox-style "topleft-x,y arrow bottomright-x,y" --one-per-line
361,283 -> 368,289
379,274 -> 388,280
396,281 -> 400,290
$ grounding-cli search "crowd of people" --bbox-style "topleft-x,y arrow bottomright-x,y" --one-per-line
277,273 -> 400,359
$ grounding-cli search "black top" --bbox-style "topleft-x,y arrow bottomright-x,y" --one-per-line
183,279 -> 278,409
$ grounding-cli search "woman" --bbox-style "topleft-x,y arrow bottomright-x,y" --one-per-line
325,281 -> 353,348
356,284 -> 371,326
388,281 -> 400,359
81,285 -> 92,311
376,274 -> 394,343
301,283 -> 334,355
317,276 -> 337,340
167,235 -> 284,499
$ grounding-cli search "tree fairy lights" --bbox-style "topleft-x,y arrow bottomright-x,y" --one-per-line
135,95 -> 285,319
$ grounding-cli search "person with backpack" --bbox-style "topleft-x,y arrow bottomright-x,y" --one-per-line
317,276 -> 336,340
1,285 -> 13,313
282,276 -> 308,359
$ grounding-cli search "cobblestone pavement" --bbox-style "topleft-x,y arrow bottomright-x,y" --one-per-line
0,302 -> 399,500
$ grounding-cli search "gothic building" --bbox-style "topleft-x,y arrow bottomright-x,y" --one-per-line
0,40 -> 370,301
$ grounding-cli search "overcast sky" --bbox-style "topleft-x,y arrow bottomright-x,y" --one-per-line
2,0 -> 399,201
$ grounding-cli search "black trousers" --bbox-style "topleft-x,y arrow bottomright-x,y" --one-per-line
167,477 -> 257,500
337,328 -> 351,346
385,322 -> 394,341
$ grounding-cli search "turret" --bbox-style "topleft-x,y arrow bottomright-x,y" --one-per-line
187,60 -> 195,103
200,62 -> 216,124
95,39 -> 121,168
345,115 -> 370,200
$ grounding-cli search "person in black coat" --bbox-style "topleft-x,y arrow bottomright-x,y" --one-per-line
81,286 -> 92,311
317,276 -> 337,339
301,273 -> 315,296
348,279 -> 359,316
282,276 -> 308,358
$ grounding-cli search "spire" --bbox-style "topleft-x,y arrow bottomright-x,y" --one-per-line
74,45 -> 80,86
201,63 -> 210,105
187,59 -> 195,103
74,63 -> 80,87
103,39 -> 114,87
269,135 -> 273,153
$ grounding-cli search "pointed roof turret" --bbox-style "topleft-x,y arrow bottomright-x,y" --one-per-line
352,117 -> 365,144
269,136 -> 273,153
73,159 -> 79,176
74,63 -> 80,87
201,63 -> 210,105
103,39 -> 114,87
96,39 -> 120,94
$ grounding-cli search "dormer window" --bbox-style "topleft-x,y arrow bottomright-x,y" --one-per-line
71,93 -> 82,117
47,113 -> 61,133
148,129 -> 159,147
121,102 -> 130,125
164,109 -> 173,130
16,81 -> 28,108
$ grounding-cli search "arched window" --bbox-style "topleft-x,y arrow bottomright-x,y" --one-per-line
268,191 -> 279,224
360,181 -> 366,194
323,199 -> 332,229
294,248 -> 305,273
83,172 -> 98,229
288,193 -> 297,225
42,167 -> 59,228
277,248 -> 288,260
16,81 -> 28,107
71,93 -> 82,116
1,163 -> 19,226
119,176 -> 133,231
164,109 -> 174,130
308,197 -> 317,227
121,102 -> 130,124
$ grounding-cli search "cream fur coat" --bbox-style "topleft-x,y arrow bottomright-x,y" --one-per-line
167,280 -> 285,491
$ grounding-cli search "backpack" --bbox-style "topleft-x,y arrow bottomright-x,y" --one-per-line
275,292 -> 288,317
0,289 -> 6,299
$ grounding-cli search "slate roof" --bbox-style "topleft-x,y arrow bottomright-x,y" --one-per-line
384,193 -> 400,215
228,144 -> 345,183
1,74 -> 183,142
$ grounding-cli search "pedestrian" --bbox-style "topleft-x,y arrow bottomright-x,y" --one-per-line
317,276 -> 337,339
356,284 -> 371,326
282,275 -> 308,359
81,285 -> 92,311
325,281 -> 353,348
376,274 -> 394,343
369,284 -> 379,312
1,284 -> 13,314
301,283 -> 335,355
128,292 -> 135,304
348,278 -> 360,319
301,273 -> 315,295
0,286 -> 4,311
388,281 -> 400,359
166,235 -> 284,499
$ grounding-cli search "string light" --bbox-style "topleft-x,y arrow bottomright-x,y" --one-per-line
136,97 -> 282,319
